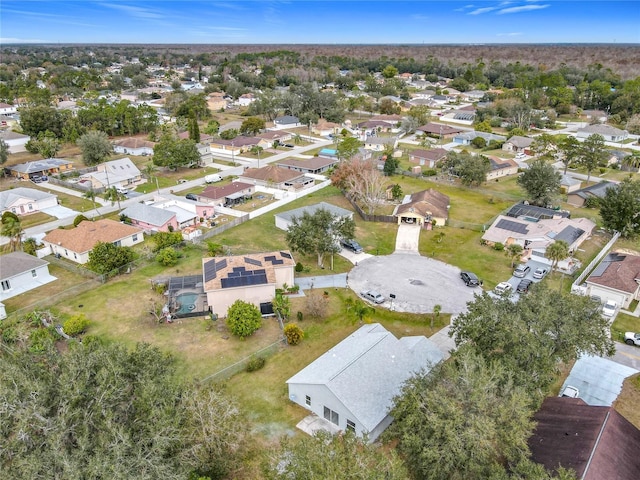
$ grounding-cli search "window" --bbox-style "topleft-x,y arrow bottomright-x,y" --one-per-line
346,420 -> 355,433
132,234 -> 138,242
31,270 -> 37,277
113,240 -> 121,247
323,406 -> 339,426
1,280 -> 10,291
28,203 -> 33,210
305,395 -> 311,406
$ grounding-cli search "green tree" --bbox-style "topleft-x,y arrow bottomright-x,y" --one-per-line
475,119 -> 493,133
87,241 -> 135,275
285,208 -> 355,267
152,231 -> 183,252
77,130 -> 113,166
517,158 -> 561,206
226,300 -> 262,339
546,239 -> 570,274
458,154 -> 490,186
431,304 -> 441,329
240,116 -> 265,135
471,136 -> 487,148
264,430 -> 408,480
0,341 -> 246,478
272,292 -> 291,320
345,298 -> 374,324
283,323 -> 304,345
83,189 -> 100,215
73,214 -> 88,227
599,178 -> 640,237
1,214 -> 23,252
530,133 -> 556,158
450,285 -> 614,395
506,243 -> 524,268
203,119 -> 220,135
188,112 -> 200,142
206,241 -> 225,256
103,186 -> 124,210
383,154 -> 399,176
559,136 -> 581,174
336,136 -> 361,161
18,105 -> 66,137
580,133 -> 607,184
389,348 -> 534,480
0,138 -> 9,166
381,65 -> 399,79
391,184 -> 403,200
156,247 -> 179,266
62,314 -> 89,336
25,131 -> 61,158
153,133 -> 200,170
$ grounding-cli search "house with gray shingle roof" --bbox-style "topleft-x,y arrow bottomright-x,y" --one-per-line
576,124 -> 629,142
275,202 -> 353,231
0,252 -> 57,302
567,182 -> 617,207
0,187 -> 58,216
8,158 -> 74,180
503,135 -> 533,153
286,323 -> 443,442
121,203 -> 178,233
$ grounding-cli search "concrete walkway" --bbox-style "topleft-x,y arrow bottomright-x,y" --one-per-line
295,273 -> 348,292
429,323 -> 456,360
394,223 -> 421,254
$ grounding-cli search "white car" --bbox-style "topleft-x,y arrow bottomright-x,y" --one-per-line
602,300 -> 617,317
624,332 -> 640,347
532,267 -> 548,279
494,282 -> 513,295
560,385 -> 579,398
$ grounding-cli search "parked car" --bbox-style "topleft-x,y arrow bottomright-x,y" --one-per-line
185,193 -> 198,201
513,264 -> 531,278
341,238 -> 363,254
515,152 -> 526,159
205,174 -> 222,183
624,332 -> 640,347
31,175 -> 47,183
560,385 -> 580,398
602,300 -> 617,317
532,267 -> 548,279
282,143 -> 294,148
494,282 -> 513,295
361,290 -> 385,304
460,271 -> 480,287
516,279 -> 533,294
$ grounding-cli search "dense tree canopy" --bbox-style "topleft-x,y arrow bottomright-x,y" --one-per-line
517,158 -> 561,206
0,340 -> 246,479
87,241 -> 135,275
76,130 -> 113,166
153,133 -> 200,170
599,178 -> 640,237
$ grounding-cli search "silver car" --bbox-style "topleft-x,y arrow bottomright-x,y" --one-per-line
361,290 -> 385,304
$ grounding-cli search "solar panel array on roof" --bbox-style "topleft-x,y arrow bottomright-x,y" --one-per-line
591,253 -> 626,277
264,255 -> 275,262
280,251 -> 292,259
203,260 -> 218,282
507,203 -> 570,220
555,226 -> 585,244
221,272 -> 268,289
453,112 -> 475,121
496,218 -> 529,234
245,257 -> 262,266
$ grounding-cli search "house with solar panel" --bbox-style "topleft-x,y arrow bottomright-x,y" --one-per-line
202,251 -> 296,317
286,323 -> 444,442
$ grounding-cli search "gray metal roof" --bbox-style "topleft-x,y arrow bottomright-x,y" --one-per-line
0,251 -> 49,280
275,202 -> 352,223
9,158 -> 72,174
287,323 -> 444,432
121,202 -> 175,226
0,187 -> 56,209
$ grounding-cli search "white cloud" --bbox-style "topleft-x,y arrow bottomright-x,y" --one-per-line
468,6 -> 498,15
497,4 -> 550,14
100,3 -> 164,19
1,37 -> 49,43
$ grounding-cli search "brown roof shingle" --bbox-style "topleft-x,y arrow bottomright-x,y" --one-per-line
42,219 -> 142,254
199,182 -> 253,201
587,251 -> 640,294
240,165 -> 303,184
396,189 -> 450,219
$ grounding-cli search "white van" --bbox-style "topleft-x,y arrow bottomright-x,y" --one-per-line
205,174 -> 222,183
115,185 -> 128,194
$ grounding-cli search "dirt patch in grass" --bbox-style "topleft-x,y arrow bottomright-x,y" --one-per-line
614,373 -> 640,429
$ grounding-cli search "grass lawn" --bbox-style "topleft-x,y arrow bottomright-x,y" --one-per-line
0,180 -> 96,213
611,312 -> 640,343
615,373 -> 640,429
18,211 -> 56,229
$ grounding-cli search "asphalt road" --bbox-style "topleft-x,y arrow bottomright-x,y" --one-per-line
611,341 -> 640,370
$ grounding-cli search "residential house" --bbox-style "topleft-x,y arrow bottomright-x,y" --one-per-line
576,124 -> 629,143
202,250 -> 296,317
408,148 -> 448,168
560,175 -> 582,194
113,137 -> 155,156
0,188 -> 58,216
462,90 -> 486,102
120,202 -> 179,233
582,110 -> 608,123
585,251 -> 640,309
506,202 -> 571,221
486,156 -> 519,180
178,131 -> 213,144
394,189 -> 450,227
364,136 -> 398,152
0,130 -> 30,153
42,219 -> 144,265
441,109 -> 476,125
481,214 -> 595,266
416,122 -> 466,138
273,115 -> 301,129
9,158 -> 74,180
237,93 -> 256,107
0,252 -> 57,302
567,182 -> 617,207
210,136 -> 261,155
287,323 -> 444,442
312,119 -> 341,137
528,397 -> 640,480
275,202 -> 353,231
502,135 -> 533,154
151,193 -> 213,222
0,103 -> 18,115
197,182 -> 254,207
357,120 -> 395,133
207,92 -> 228,110
453,131 -> 506,146
370,114 -> 403,127
80,157 -> 145,190
257,130 -> 293,147
276,156 -> 338,175
238,165 -> 314,191
218,120 -> 243,134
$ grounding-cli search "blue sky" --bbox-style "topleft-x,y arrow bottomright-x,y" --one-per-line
1,1 -> 638,44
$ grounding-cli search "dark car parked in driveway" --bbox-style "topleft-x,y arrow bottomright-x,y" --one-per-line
341,238 -> 363,254
185,193 -> 198,201
516,279 -> 533,294
460,271 -> 480,287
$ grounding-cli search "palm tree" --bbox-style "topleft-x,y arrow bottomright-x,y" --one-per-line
83,189 -> 100,215
1,216 -> 24,252
345,298 -> 374,324
250,145 -> 263,168
103,186 -> 124,210
546,240 -> 570,290
431,304 -> 441,329
622,153 -> 640,173
293,134 -> 302,145
506,243 -> 524,268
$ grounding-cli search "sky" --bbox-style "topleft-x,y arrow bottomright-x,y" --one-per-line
1,0 -> 639,45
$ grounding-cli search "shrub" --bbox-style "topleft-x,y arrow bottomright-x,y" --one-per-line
63,314 -> 89,336
156,247 -> 179,266
73,214 -> 88,227
295,262 -> 304,273
493,242 -> 505,251
28,327 -> 56,353
422,168 -> 438,177
246,356 -> 266,372
284,323 -> 304,346
584,196 -> 601,209
226,300 -> 262,338
297,311 -> 304,322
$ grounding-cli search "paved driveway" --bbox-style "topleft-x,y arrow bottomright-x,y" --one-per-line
395,223 -> 421,254
41,205 -> 79,219
347,253 -> 478,314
